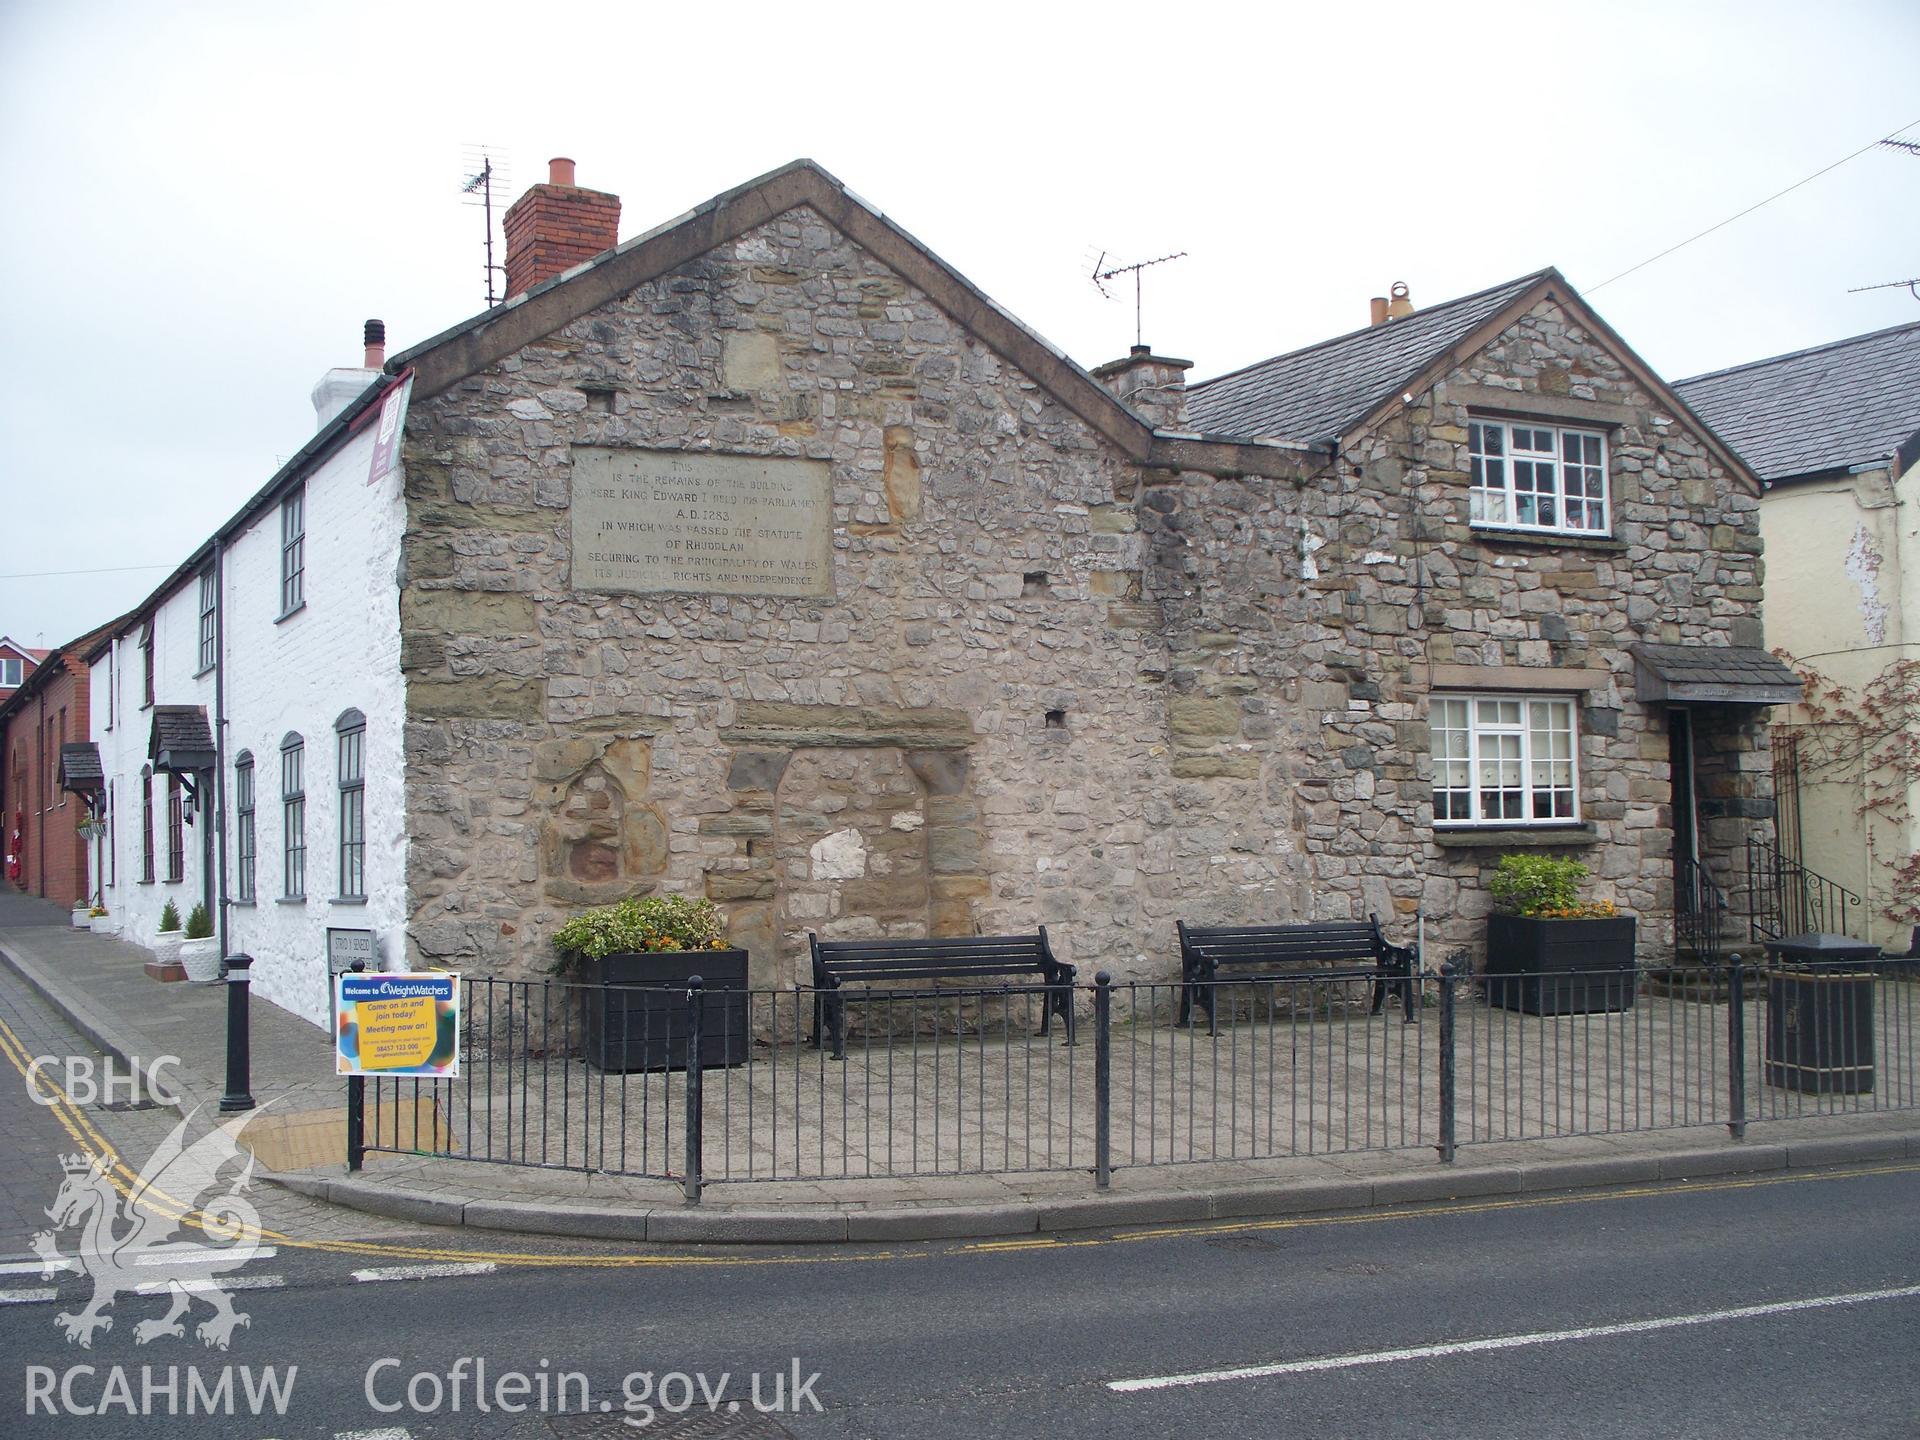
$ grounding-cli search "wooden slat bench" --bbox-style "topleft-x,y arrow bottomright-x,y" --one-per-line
1176,915 -> 1419,1034
808,930 -> 1076,1059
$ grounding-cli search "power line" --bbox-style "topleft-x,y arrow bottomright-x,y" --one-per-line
1590,118 -> 1920,293
0,562 -> 175,582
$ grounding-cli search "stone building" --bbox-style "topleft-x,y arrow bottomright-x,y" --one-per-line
88,157 -> 1792,1023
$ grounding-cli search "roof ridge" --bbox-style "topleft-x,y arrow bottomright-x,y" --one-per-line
1188,268 -> 1554,392
1674,318 -> 1920,388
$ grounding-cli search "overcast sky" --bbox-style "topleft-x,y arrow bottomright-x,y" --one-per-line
2,0 -> 1915,652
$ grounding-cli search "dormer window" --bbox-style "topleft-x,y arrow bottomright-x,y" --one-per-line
1469,420 -> 1609,536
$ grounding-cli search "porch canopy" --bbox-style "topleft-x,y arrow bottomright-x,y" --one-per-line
147,704 -> 216,774
1630,644 -> 1801,706
58,742 -> 103,795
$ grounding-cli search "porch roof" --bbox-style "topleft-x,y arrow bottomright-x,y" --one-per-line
1630,643 -> 1801,706
58,742 -> 103,793
148,705 -> 216,773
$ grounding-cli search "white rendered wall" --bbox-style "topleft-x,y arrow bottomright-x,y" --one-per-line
221,421 -> 408,1027
89,572 -> 217,947
89,417 -> 408,1028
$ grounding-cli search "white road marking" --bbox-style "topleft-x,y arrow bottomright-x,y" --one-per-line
333,1429 -> 415,1440
0,1288 -> 59,1304
0,1259 -> 76,1276
132,1245 -> 279,1267
136,1273 -> 287,1294
350,1261 -> 497,1283
1108,1282 -> 1920,1392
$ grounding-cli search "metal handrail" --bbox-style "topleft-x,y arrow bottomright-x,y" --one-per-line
1747,837 -> 1865,941
1676,857 -> 1728,963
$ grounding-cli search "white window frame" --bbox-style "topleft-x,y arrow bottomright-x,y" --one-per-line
1431,693 -> 1580,827
1468,419 -> 1610,537
0,657 -> 20,688
234,753 -> 255,904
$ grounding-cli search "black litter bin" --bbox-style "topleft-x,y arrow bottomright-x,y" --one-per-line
1762,933 -> 1878,1095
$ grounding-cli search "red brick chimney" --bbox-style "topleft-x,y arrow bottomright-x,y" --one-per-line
502,157 -> 621,299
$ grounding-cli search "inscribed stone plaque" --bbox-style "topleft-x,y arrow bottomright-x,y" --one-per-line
570,448 -> 833,598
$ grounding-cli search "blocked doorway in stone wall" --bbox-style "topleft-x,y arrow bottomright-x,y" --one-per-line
774,749 -> 931,980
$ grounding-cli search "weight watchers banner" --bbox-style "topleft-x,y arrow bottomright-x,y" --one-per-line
335,972 -> 460,1077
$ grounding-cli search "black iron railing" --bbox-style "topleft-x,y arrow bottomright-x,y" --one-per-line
347,955 -> 1920,1193
1676,858 -> 1729,964
1748,837 -> 1866,941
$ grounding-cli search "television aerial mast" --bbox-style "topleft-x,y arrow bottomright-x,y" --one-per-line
1091,248 -> 1188,347
460,145 -> 511,307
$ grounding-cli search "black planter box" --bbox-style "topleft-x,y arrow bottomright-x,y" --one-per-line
1764,969 -> 1875,1094
576,949 -> 750,1073
1484,913 -> 1638,1015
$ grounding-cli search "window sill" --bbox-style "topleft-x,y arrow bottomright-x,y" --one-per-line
1433,824 -> 1599,849
277,896 -> 307,906
1471,528 -> 1628,554
137,879 -> 155,886
231,900 -> 256,909
331,897 -> 369,907
193,664 -> 215,680
275,603 -> 307,626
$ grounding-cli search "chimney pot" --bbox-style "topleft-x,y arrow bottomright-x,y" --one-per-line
1387,281 -> 1414,321
363,318 -> 386,370
1369,296 -> 1389,327
548,156 -> 576,187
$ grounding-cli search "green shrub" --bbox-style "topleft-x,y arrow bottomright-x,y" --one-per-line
184,903 -> 213,940
552,895 -> 728,969
1487,854 -> 1617,919
158,900 -> 182,933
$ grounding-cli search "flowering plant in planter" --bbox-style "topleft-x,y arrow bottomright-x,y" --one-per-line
551,895 -> 729,970
1488,855 -> 1619,919
550,895 -> 747,1074
1485,854 -> 1635,1015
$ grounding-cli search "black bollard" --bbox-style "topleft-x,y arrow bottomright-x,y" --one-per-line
219,952 -> 256,1113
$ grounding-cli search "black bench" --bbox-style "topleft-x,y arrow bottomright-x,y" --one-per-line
1176,915 -> 1419,1034
808,929 -> 1076,1059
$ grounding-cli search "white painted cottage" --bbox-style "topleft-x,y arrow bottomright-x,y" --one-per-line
87,324 -> 409,1024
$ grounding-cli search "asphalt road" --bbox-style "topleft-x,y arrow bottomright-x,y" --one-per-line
3,958 -> 1918,1439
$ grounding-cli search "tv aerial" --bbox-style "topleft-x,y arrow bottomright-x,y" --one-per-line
461,145 -> 511,306
1091,248 -> 1187,347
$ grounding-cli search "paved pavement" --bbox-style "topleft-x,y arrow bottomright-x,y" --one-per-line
4,887 -> 1919,1247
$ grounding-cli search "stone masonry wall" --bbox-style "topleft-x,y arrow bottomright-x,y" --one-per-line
400,229 -> 1771,984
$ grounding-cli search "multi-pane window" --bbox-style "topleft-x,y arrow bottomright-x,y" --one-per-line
197,570 -> 216,672
281,735 -> 305,899
165,774 -> 184,882
139,622 -> 155,707
1469,420 -> 1609,535
235,753 -> 255,903
336,712 -> 365,900
140,768 -> 155,883
280,489 -> 305,615
107,780 -> 116,886
1430,695 -> 1578,826
0,657 -> 20,687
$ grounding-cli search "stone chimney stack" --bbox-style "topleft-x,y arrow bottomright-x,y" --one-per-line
1090,345 -> 1194,431
502,156 -> 622,299
310,318 -> 387,430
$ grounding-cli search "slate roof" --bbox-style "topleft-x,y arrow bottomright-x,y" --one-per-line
1673,321 -> 1920,484
148,705 -> 215,767
1630,644 -> 1801,704
1184,271 -> 1551,443
59,743 -> 103,791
